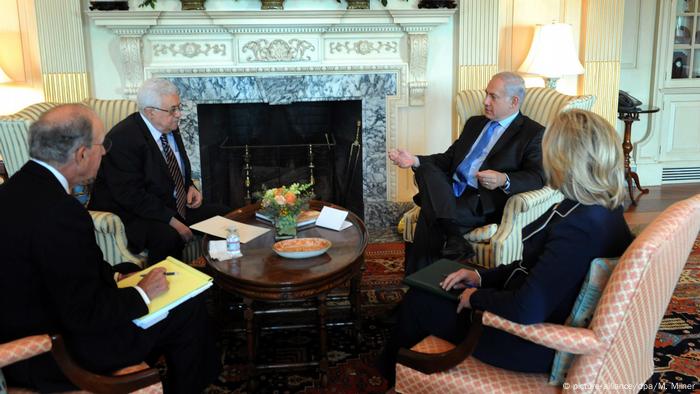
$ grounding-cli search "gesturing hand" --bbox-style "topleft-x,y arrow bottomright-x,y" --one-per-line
388,149 -> 417,169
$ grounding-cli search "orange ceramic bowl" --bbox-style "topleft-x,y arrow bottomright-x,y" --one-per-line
272,237 -> 332,259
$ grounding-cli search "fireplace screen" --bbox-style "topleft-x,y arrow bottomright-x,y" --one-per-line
197,100 -> 363,218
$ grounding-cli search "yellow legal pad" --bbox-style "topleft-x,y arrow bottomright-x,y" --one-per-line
117,257 -> 213,329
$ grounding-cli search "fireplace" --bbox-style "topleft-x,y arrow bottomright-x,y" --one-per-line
169,73 -> 402,227
86,8 -> 457,227
197,100 -> 364,218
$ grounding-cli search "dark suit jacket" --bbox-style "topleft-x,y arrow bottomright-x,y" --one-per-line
89,112 -> 194,226
0,161 -> 149,390
417,114 -> 545,219
469,198 -> 634,372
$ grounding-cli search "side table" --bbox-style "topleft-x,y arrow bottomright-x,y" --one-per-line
617,105 -> 659,205
203,200 -> 368,388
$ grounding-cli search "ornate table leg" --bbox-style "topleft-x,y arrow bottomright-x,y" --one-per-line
243,297 -> 258,391
620,113 -> 649,205
318,294 -> 328,387
350,257 -> 364,344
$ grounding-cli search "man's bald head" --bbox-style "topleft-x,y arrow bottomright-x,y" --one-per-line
28,104 -> 101,167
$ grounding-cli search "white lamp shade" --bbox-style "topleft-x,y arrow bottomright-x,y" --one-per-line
0,66 -> 11,84
518,23 -> 584,79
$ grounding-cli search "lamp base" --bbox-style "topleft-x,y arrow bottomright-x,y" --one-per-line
543,77 -> 560,89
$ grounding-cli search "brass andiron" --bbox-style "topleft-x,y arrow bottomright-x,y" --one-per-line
308,144 -> 315,193
244,145 -> 252,203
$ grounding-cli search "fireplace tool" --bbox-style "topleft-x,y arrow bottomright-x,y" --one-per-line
308,144 -> 315,194
342,120 -> 362,206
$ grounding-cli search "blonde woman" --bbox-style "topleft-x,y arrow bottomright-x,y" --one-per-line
379,109 -> 634,384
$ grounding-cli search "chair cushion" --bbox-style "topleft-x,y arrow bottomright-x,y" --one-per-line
548,257 -> 620,385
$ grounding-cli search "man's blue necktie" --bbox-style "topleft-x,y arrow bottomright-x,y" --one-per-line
452,120 -> 500,197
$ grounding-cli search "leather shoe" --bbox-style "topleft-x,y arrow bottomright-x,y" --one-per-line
441,235 -> 475,259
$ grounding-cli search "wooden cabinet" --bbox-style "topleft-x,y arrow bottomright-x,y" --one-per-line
671,0 -> 700,79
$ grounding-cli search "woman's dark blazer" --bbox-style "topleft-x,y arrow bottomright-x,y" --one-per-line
469,198 -> 633,372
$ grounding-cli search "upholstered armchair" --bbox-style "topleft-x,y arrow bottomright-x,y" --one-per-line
398,87 -> 595,268
0,100 -> 201,267
395,194 -> 700,393
0,334 -> 162,393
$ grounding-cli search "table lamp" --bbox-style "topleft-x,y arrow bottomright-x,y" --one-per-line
518,23 -> 584,89
0,66 -> 12,84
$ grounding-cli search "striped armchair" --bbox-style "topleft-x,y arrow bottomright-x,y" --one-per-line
396,194 -> 700,394
0,99 -> 201,267
398,88 -> 595,268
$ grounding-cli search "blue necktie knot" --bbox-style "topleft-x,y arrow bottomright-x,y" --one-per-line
452,120 -> 500,197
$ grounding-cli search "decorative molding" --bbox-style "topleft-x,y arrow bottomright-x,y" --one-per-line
241,39 -> 315,62
87,9 -> 455,104
329,40 -> 398,55
42,73 -> 90,103
153,43 -> 227,58
408,33 -> 428,106
121,36 -> 145,97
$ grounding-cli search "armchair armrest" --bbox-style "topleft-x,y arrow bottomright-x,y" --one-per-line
397,311 -> 484,374
89,210 -> 145,267
0,335 -> 51,367
489,187 -> 564,266
50,334 -> 161,394
482,311 -> 604,355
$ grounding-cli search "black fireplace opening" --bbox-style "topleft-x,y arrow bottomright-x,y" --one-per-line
197,100 -> 364,218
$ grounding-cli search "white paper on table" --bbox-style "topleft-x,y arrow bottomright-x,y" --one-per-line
190,215 -> 269,243
315,206 -> 350,231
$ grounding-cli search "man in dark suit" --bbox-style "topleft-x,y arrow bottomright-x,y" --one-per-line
0,104 -> 220,393
89,78 -> 230,265
389,72 -> 545,275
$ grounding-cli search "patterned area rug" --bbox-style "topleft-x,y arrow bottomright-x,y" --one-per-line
204,239 -> 700,393
206,242 -> 406,393
649,235 -> 700,393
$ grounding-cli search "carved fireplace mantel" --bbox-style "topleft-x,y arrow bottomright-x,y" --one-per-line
86,9 -> 455,104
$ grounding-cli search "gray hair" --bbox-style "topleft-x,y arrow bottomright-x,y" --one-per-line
137,78 -> 180,112
28,105 -> 94,166
493,71 -> 526,105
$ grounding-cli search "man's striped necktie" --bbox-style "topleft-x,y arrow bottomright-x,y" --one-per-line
160,134 -> 187,219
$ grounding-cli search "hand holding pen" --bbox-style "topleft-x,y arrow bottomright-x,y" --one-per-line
137,267 -> 170,299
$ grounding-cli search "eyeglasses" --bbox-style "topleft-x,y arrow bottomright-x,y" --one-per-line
147,104 -> 183,116
93,138 -> 112,153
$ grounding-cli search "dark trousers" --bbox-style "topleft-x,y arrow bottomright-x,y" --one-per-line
125,203 -> 231,265
405,162 -> 487,275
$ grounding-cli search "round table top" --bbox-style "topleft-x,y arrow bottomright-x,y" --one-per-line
618,105 -> 660,115
203,200 -> 368,301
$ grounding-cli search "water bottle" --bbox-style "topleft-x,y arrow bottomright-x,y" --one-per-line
226,225 -> 242,257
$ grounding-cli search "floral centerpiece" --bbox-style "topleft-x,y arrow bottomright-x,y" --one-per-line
258,182 -> 314,239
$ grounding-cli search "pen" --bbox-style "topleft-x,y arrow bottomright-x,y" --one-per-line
140,272 -> 177,277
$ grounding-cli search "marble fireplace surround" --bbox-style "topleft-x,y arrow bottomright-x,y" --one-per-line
87,9 -> 456,227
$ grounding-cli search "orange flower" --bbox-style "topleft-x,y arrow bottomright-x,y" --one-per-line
274,188 -> 284,196
284,191 -> 297,204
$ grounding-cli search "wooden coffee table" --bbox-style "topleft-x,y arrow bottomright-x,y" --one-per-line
203,200 -> 368,386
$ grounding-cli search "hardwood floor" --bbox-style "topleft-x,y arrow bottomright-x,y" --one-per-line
623,183 -> 700,229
